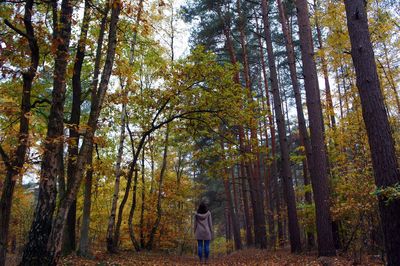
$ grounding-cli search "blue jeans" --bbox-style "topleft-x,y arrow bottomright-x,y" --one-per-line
197,240 -> 210,260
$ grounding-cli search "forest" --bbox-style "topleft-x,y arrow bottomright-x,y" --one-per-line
0,0 -> 400,265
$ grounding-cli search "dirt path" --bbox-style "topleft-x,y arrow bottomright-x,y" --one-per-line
60,249 -> 384,265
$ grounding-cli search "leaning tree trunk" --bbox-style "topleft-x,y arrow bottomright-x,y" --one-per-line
28,2 -> 121,265
78,3 -> 109,257
64,0 -> 90,254
294,0 -> 336,257
20,0 -> 73,264
344,1 -> 400,264
261,0 -> 302,253
108,0 -> 144,251
0,1 -> 39,265
146,125 -> 170,250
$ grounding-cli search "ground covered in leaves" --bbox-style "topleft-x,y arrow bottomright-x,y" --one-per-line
58,249 -> 384,265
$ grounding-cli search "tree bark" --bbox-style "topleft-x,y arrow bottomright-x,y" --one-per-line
23,2 -> 121,264
0,1 -> 39,265
77,145 -> 94,257
217,4 -> 253,247
313,0 -> 336,128
20,0 -> 73,263
239,162 -> 253,246
344,1 -> 400,264
106,101 -> 127,253
146,125 -> 170,250
140,146 -> 146,248
64,0 -> 91,254
221,140 -> 242,250
294,0 -> 336,256
237,0 -> 266,249
128,165 -> 141,251
108,0 -> 144,251
255,17 -> 279,248
276,0 -> 316,249
261,0 -> 302,253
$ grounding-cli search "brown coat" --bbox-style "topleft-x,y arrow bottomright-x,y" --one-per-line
194,211 -> 213,240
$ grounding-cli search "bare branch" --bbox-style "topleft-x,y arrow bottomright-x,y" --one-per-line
31,98 -> 51,108
4,19 -> 29,39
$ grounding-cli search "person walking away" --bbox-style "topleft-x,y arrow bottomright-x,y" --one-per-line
194,202 -> 213,264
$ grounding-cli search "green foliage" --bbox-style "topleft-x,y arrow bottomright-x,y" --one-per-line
373,183 -> 400,204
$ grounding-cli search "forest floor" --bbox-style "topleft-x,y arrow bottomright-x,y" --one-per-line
54,248 -> 385,266
5,248 -> 384,265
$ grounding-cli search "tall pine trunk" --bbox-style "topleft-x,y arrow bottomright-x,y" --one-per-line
217,4 -> 254,246
313,0 -> 336,128
221,140 -> 242,250
344,1 -> 400,264
276,0 -> 315,248
237,0 -> 266,248
261,0 -> 302,253
294,0 -> 336,256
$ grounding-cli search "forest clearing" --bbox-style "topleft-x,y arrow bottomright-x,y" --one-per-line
1,0 -> 400,265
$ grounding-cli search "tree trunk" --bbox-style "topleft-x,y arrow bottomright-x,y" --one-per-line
79,1 -> 109,257
0,2 -> 38,265
77,145 -> 94,257
221,140 -> 242,250
237,0 -> 266,249
261,0 -> 302,253
380,42 -> 400,115
276,0 -> 316,248
64,0 -> 90,254
20,0 -> 73,263
217,4 -> 253,247
24,2 -> 121,265
313,0 -> 336,128
294,0 -> 336,256
239,162 -> 253,246
140,146 -> 146,248
128,165 -> 141,251
227,168 -> 242,250
146,125 -> 170,250
106,100 -> 127,253
344,1 -> 400,264
255,17 -> 278,249
113,131 -> 147,250
109,1 -> 144,251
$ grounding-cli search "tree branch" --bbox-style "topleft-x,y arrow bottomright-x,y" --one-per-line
31,98 -> 52,108
0,143 -> 11,170
4,19 -> 29,39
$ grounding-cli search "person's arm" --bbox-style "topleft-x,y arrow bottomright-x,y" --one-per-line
194,215 -> 197,233
208,213 -> 213,239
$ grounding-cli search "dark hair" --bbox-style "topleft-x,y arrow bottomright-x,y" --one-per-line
197,202 -> 208,214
